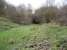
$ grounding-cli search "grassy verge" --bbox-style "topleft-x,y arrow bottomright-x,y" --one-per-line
0,17 -> 19,31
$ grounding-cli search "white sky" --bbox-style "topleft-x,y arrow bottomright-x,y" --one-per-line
5,0 -> 65,9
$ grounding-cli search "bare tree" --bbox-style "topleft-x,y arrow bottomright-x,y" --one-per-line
46,0 -> 55,6
0,0 -> 6,15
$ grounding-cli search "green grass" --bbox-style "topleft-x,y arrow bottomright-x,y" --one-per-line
0,24 -> 67,50
0,17 -> 19,31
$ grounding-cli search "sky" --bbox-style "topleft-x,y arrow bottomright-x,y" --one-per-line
5,0 -> 66,10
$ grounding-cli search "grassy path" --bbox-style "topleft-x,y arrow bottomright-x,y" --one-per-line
0,24 -> 67,50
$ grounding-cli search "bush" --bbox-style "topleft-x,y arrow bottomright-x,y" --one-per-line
32,16 -> 41,24
35,6 -> 58,23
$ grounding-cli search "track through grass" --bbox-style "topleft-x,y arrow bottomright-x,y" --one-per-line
0,24 -> 67,50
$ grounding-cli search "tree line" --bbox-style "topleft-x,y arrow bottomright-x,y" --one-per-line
1,0 -> 67,25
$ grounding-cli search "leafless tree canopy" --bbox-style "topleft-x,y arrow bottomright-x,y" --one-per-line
0,0 -> 67,25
